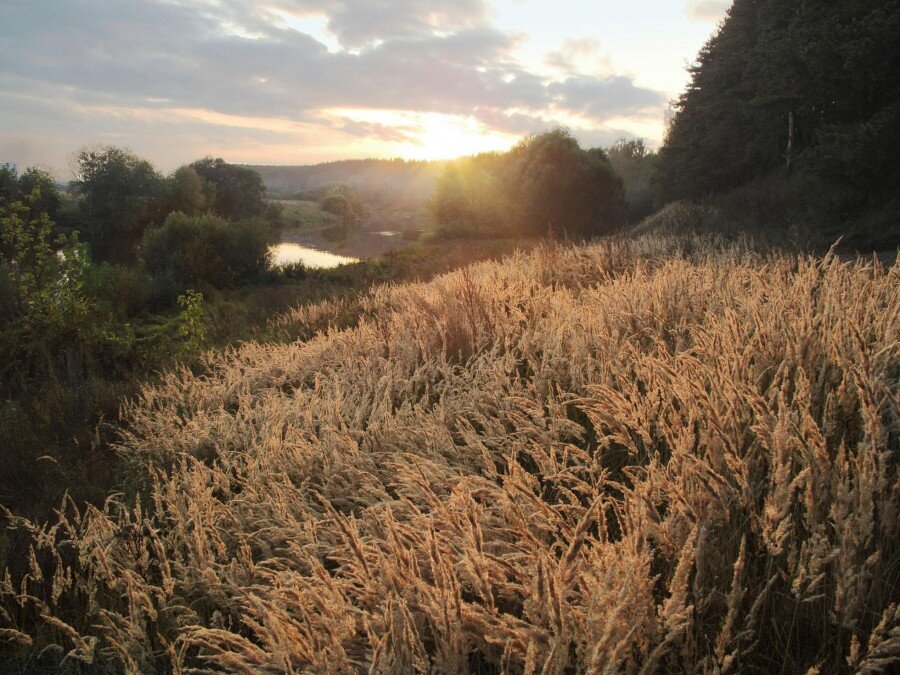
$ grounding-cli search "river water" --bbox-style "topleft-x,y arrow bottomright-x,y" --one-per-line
272,229 -> 408,269
272,242 -> 358,268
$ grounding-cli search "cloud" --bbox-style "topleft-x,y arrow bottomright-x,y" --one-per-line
686,1 -> 731,23
0,0 -> 668,170
544,38 -> 604,73
276,0 -> 490,48
548,75 -> 665,120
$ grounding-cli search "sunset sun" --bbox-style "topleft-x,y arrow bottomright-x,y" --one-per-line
326,108 -> 521,160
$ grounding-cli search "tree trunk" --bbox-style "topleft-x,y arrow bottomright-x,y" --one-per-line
786,110 -> 795,172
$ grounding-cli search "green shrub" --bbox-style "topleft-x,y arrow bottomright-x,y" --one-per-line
87,263 -> 154,318
140,212 -> 276,295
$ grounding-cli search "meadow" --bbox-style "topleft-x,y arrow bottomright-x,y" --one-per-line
1,234 -> 896,673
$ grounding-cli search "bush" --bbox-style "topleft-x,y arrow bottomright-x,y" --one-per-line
140,212 -> 276,294
87,263 -> 154,318
319,186 -> 366,226
1,195 -> 124,396
273,261 -> 307,280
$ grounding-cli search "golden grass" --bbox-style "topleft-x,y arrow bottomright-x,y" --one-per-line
1,235 -> 898,673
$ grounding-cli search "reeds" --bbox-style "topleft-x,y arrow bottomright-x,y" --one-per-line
1,236 -> 897,673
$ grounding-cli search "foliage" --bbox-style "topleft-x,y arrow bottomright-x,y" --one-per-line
320,186 -> 366,226
431,129 -> 626,239
430,153 -> 512,237
86,262 -> 154,319
636,174 -> 900,251
0,155 -> 286,521
72,146 -> 166,263
606,138 -> 658,222
320,191 -> 350,220
271,199 -> 339,231
0,166 -> 61,220
656,0 -> 900,240
0,167 -> 16,204
273,260 -> 307,280
165,165 -> 212,217
176,290 -> 208,358
139,212 -> 276,294
68,149 -> 275,261
191,157 -> 267,221
0,192 -> 135,512
0,192 -> 125,396
505,130 -> 625,237
1,236 -> 896,672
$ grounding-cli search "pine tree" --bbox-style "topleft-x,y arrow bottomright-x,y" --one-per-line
657,0 -> 900,229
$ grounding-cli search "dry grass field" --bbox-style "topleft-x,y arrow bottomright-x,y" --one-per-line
1,235 -> 898,673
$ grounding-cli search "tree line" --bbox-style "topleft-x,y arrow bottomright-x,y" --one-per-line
656,0 -> 900,247
63,149 -> 277,263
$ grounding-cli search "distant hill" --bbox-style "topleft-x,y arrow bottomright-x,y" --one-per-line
246,158 -> 448,210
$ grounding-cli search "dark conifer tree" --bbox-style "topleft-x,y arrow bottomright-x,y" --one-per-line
657,0 -> 900,231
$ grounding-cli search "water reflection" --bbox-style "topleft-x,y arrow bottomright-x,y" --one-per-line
272,243 -> 358,269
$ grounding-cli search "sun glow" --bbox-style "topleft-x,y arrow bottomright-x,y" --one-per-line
325,108 -> 521,160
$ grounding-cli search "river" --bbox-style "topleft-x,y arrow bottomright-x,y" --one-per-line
272,243 -> 358,268
272,229 -> 408,269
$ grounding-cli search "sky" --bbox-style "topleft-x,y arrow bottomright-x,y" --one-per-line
0,0 -> 731,176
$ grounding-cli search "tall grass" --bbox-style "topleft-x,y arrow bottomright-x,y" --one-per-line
1,236 -> 897,673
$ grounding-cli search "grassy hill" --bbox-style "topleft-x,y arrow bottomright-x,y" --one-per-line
1,235 -> 897,672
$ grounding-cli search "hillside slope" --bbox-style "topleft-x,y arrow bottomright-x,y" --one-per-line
2,237 -> 898,672
248,158 -> 445,208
